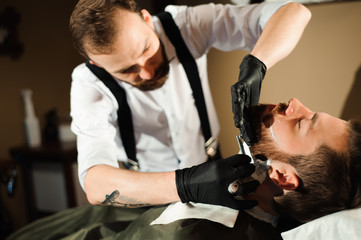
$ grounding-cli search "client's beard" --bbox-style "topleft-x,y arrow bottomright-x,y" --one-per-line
248,103 -> 290,163
248,103 -> 304,218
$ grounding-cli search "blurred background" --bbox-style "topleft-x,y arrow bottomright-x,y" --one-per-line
0,0 -> 360,237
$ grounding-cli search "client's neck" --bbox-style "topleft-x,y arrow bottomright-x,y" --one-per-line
249,175 -> 283,216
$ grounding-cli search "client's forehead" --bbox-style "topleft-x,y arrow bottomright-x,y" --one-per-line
316,113 -> 348,153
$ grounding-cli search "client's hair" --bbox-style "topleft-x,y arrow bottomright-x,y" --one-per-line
70,0 -> 141,59
347,119 -> 361,209
275,145 -> 350,222
251,118 -> 361,223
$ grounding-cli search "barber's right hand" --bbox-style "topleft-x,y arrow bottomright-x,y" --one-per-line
175,154 -> 259,210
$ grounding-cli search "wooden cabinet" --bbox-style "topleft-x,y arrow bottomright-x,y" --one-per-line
10,142 -> 77,222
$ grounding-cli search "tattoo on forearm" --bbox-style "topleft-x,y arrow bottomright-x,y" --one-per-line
99,190 -> 151,208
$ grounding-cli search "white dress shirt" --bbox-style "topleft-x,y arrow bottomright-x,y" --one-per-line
70,2 -> 287,189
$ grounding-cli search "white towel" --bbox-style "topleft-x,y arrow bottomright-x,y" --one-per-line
150,202 -> 239,228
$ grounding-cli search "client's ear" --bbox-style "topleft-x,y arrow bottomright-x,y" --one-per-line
269,162 -> 299,190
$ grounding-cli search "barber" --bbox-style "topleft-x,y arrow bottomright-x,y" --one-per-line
69,0 -> 311,209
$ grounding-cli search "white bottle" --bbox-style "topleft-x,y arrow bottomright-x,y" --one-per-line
21,89 -> 41,147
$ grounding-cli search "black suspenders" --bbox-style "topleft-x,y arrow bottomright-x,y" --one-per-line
157,12 -> 217,158
85,12 -> 215,170
85,61 -> 139,169
157,12 -> 212,144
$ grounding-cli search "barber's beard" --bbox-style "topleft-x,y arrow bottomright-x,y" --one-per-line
133,62 -> 169,91
133,43 -> 170,91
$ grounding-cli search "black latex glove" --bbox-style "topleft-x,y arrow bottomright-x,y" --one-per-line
231,54 -> 267,145
175,154 -> 259,210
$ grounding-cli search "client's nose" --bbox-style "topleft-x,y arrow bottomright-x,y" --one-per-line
285,98 -> 313,117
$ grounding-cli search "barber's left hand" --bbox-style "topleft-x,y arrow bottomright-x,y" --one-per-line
175,154 -> 259,210
231,54 -> 267,145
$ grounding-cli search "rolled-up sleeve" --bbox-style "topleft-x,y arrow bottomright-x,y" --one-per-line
166,2 -> 290,57
70,64 -> 125,190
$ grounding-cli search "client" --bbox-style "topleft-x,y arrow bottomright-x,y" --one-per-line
118,97 -> 361,239
246,97 -> 361,223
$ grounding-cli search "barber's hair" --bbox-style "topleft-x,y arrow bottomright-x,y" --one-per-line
69,0 -> 142,59
275,118 -> 361,223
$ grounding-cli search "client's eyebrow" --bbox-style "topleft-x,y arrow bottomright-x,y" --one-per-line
310,112 -> 319,130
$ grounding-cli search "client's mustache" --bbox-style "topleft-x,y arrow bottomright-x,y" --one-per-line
246,102 -> 288,143
272,103 -> 288,115
262,103 -> 288,128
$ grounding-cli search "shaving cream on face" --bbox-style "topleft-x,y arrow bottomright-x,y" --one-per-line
251,159 -> 271,183
269,126 -> 279,145
236,141 -> 272,184
228,157 -> 271,194
230,140 -> 278,226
